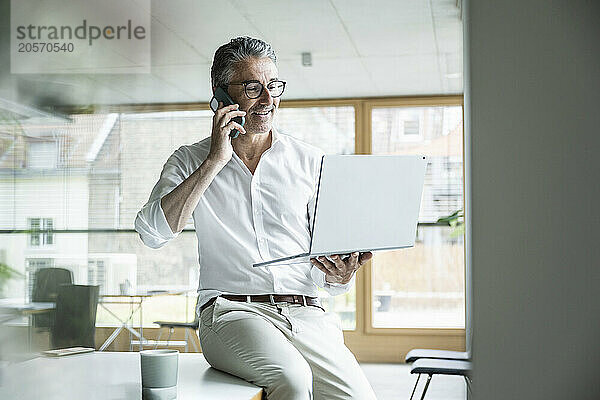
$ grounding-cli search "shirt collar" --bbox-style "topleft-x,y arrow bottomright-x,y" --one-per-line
270,126 -> 280,146
230,126 -> 280,165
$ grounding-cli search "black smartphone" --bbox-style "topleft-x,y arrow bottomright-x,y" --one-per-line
209,86 -> 245,139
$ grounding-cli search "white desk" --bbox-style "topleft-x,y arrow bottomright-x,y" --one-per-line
99,290 -> 192,351
0,299 -> 55,351
0,352 -> 263,400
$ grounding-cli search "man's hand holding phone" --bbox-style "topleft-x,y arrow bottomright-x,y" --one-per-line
207,102 -> 246,167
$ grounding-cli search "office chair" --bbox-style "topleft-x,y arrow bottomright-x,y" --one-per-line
405,349 -> 470,363
153,296 -> 199,352
405,349 -> 472,399
52,284 -> 99,349
409,358 -> 472,400
31,268 -> 73,329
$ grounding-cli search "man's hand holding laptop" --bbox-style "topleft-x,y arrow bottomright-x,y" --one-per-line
310,252 -> 373,285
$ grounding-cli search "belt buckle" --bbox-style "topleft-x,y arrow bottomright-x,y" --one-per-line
269,294 -> 287,306
290,295 -> 307,306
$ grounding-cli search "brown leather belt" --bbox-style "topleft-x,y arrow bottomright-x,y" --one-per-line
200,294 -> 323,314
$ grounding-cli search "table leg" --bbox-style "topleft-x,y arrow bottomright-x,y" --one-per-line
28,314 -> 32,352
128,298 -> 133,352
139,298 -> 143,351
99,325 -> 125,351
97,296 -> 149,352
186,294 -> 189,321
98,300 -> 140,351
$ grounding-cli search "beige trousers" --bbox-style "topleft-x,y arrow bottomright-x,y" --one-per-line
197,296 -> 377,400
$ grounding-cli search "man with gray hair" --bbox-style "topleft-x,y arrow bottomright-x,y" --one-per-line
135,36 -> 377,400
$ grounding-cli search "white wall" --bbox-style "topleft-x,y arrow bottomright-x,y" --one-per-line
465,1 -> 600,399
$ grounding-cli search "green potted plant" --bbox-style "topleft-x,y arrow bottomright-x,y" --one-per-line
437,209 -> 465,238
0,262 -> 24,297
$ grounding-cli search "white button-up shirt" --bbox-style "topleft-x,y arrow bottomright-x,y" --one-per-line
134,128 -> 354,314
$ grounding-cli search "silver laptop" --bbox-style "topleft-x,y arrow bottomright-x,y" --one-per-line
252,155 -> 428,268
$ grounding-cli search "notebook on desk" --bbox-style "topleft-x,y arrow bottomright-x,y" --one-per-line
252,154 -> 428,268
42,347 -> 95,357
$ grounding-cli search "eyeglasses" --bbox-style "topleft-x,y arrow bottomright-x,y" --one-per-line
227,80 -> 286,99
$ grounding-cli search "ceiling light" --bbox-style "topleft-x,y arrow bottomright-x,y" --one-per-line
302,52 -> 312,67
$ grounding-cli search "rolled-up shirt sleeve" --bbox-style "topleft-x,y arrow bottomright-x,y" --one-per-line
310,265 -> 356,296
134,150 -> 188,249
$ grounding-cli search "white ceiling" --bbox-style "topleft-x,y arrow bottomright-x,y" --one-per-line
1,0 -> 463,107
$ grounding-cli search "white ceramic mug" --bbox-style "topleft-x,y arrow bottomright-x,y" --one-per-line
140,349 -> 179,400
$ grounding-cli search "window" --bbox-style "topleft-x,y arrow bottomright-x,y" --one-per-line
1,98 -> 465,359
275,106 -> 355,154
28,218 -> 54,247
28,141 -> 58,169
1,111 -> 213,314
0,106 -> 357,328
370,105 -> 465,328
86,110 -> 213,325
